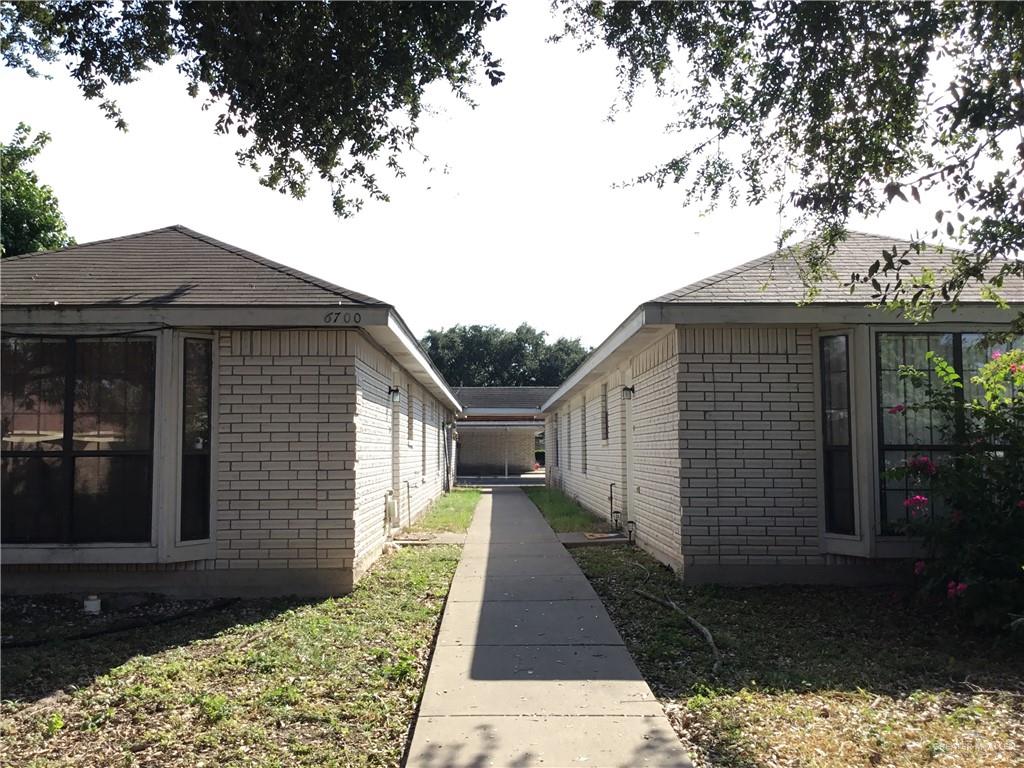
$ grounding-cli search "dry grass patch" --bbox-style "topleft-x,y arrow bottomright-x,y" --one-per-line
1,545 -> 461,768
573,546 -> 1024,768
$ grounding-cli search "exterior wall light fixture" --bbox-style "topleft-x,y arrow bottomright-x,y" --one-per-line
621,386 -> 635,401
388,386 -> 401,403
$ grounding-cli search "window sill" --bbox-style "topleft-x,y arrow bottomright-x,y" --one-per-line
3,544 -> 160,565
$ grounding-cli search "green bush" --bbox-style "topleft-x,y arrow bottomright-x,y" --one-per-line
889,345 -> 1024,630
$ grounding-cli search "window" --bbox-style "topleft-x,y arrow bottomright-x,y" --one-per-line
600,383 -> 609,441
180,338 -> 212,541
581,396 -> 588,474
553,413 -> 559,467
407,390 -> 414,444
567,409 -> 572,471
876,331 -> 1022,533
422,399 -> 427,476
820,335 -> 854,535
436,405 -> 442,474
2,335 -> 155,544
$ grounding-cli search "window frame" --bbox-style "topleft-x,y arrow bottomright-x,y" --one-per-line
818,333 -> 856,536
2,327 -> 219,565
174,333 -> 217,549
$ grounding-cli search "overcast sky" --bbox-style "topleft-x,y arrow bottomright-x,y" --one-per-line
1,3 -> 933,347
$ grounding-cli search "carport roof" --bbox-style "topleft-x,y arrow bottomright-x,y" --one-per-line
1,225 -> 385,307
454,387 -> 557,410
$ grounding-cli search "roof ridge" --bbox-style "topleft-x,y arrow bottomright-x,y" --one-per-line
169,226 -> 385,306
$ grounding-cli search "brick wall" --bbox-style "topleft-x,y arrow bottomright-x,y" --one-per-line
677,326 -> 819,572
216,329 -> 356,573
547,325 -> 828,578
350,333 -> 452,577
456,427 -> 537,475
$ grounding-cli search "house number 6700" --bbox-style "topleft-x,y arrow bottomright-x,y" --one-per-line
323,311 -> 362,324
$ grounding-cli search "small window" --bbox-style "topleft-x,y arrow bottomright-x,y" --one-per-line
820,335 -> 854,535
600,383 -> 609,441
581,396 -> 588,474
567,409 -> 572,471
553,413 -> 560,467
407,390 -> 414,444
421,400 -> 427,476
180,338 -> 212,541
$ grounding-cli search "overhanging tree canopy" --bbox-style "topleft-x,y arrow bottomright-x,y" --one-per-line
557,0 -> 1024,313
1,1 -> 507,217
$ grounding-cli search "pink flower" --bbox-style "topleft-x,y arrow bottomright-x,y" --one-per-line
992,350 -> 1003,360
1011,363 -> 1020,374
908,455 -> 937,476
888,404 -> 907,415
946,580 -> 968,600
913,560 -> 926,576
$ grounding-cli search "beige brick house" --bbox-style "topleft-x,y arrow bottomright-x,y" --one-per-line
1,226 -> 459,596
545,233 -> 1023,583
453,387 -> 552,476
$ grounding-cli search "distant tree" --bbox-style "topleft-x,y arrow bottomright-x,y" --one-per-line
1,122 -> 74,257
1,1 -> 507,217
558,1 -> 1024,314
422,323 -> 589,387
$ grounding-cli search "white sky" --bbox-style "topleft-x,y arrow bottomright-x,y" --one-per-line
0,2 -> 932,347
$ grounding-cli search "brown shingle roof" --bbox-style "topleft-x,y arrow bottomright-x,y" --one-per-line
655,231 -> 1024,304
454,387 -> 558,410
1,225 -> 385,307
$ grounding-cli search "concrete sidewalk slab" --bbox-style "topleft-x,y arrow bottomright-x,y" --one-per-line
436,598 -> 624,646
410,715 -> 690,768
418,645 -> 663,715
406,486 -> 692,768
446,573 -> 598,603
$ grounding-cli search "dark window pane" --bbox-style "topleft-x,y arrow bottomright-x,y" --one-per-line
180,455 -> 211,541
181,339 -> 212,541
72,456 -> 152,542
820,336 -> 854,534
1,337 -> 66,451
74,338 -> 155,451
823,449 -> 854,535
1,457 -> 66,542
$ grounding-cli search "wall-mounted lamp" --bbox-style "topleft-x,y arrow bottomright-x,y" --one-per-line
388,386 -> 401,403
621,385 -> 635,401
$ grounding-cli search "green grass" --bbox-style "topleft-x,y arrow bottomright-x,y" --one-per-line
1,545 -> 461,768
572,545 -> 1024,768
408,488 -> 481,533
523,486 -> 611,532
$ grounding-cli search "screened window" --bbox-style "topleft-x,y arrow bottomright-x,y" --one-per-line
876,331 -> 1023,533
407,391 -> 414,443
2,335 -> 155,544
180,339 -> 212,541
581,397 -> 588,474
567,409 -> 572,471
553,413 -> 559,467
600,383 -> 609,441
820,335 -> 854,535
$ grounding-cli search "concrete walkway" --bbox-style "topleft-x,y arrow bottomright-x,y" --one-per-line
406,487 -> 692,768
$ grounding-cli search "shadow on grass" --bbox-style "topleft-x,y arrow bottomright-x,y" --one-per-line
572,545 -> 1024,768
1,596 -> 307,704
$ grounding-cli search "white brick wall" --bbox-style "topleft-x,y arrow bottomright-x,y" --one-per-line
677,327 -> 819,570
351,333 -> 452,577
216,329 -> 356,572
547,325 -> 827,577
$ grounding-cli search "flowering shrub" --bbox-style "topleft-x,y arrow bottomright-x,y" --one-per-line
890,345 -> 1024,630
